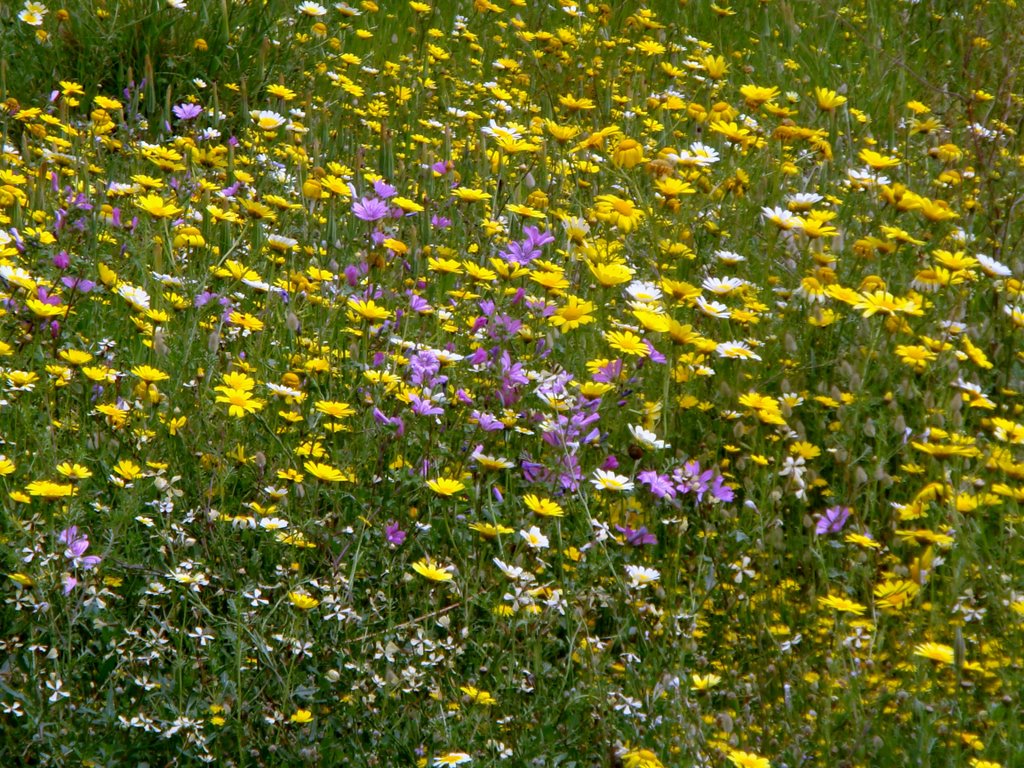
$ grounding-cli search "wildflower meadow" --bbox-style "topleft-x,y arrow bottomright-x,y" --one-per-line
2,0 -> 1024,765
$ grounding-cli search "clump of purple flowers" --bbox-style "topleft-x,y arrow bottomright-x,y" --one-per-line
57,526 -> 101,594
637,459 -> 734,504
497,226 -> 555,266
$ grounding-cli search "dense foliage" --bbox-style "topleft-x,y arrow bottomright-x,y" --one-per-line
2,1 -> 1024,766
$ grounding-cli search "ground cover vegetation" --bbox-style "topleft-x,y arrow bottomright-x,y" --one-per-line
1,0 -> 1024,765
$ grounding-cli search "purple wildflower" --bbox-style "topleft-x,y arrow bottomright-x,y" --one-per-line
36,287 -> 62,306
173,103 -> 203,121
645,341 -> 667,364
558,455 -> 583,490
523,225 -> 555,249
615,525 -> 658,546
408,350 -> 442,386
344,264 -> 366,286
708,474 -> 735,503
501,239 -> 540,265
61,276 -> 97,292
353,197 -> 390,221
373,179 -> 398,199
58,526 -> 102,570
409,393 -> 444,417
815,505 -> 851,535
472,410 -> 505,432
520,458 -> 549,483
384,521 -> 407,546
592,359 -> 623,383
674,460 -> 714,500
407,292 -> 432,313
638,470 -> 676,499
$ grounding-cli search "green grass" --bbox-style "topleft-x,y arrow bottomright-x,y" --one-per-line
1,0 -> 1024,766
